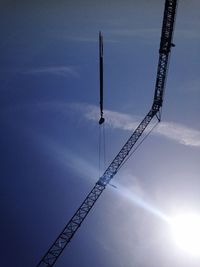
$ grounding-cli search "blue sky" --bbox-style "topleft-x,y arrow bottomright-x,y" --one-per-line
1,1 -> 200,266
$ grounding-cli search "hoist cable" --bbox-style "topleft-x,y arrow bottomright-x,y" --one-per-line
118,119 -> 160,172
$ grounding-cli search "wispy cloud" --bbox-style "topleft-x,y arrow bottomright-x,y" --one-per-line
72,103 -> 200,148
27,129 -> 99,181
180,79 -> 200,93
48,29 -> 119,44
107,28 -> 159,38
104,28 -> 160,44
5,101 -> 200,148
176,29 -> 200,40
156,122 -> 200,147
67,36 -> 119,44
43,137 -> 98,179
23,66 -> 79,78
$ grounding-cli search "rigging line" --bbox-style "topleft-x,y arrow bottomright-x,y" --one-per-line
99,123 -> 106,176
118,119 -> 160,172
98,124 -> 101,178
103,122 -> 106,170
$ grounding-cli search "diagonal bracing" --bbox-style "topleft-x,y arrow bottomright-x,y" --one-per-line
36,1 -> 178,266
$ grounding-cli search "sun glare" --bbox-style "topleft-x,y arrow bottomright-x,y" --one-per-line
170,213 -> 200,257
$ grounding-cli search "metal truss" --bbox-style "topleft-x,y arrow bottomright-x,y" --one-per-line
36,183 -> 105,267
37,109 -> 156,267
153,0 -> 178,110
36,1 -> 178,266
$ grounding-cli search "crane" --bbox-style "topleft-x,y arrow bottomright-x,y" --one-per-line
36,0 -> 178,266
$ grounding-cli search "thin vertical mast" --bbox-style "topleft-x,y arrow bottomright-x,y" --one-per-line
99,31 -> 105,125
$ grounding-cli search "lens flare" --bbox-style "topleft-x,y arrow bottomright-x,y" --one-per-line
169,213 -> 200,257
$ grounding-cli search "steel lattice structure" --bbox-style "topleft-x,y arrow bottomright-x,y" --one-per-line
36,1 -> 178,266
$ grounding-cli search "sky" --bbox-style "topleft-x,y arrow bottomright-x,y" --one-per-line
1,0 -> 200,266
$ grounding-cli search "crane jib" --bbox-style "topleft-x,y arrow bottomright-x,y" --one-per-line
36,1 -> 178,266
153,0 -> 178,109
